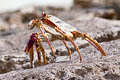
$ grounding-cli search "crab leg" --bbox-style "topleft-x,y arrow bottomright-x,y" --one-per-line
36,39 -> 47,64
84,34 -> 106,56
74,31 -> 106,56
63,40 -> 72,60
54,27 -> 82,61
24,33 -> 37,67
35,43 -> 42,65
39,24 -> 56,58
29,46 -> 34,67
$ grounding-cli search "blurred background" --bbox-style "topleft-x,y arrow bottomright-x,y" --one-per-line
0,0 -> 120,32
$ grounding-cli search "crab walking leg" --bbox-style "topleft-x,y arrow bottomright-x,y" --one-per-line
37,39 -> 47,64
63,40 -> 72,60
54,27 -> 82,61
74,31 -> 106,56
39,25 -> 56,58
35,43 -> 42,65
29,46 -> 34,67
84,34 -> 106,56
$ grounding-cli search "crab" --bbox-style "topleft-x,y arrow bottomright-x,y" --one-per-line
24,12 -> 107,67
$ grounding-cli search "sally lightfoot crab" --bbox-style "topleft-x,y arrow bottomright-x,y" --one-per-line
24,12 -> 107,67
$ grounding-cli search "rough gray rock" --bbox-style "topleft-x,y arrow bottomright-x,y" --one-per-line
75,0 -> 120,8
0,39 -> 120,80
0,19 -> 9,31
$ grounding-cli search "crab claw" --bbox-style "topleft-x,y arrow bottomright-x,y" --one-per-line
24,33 -> 41,67
83,33 -> 107,56
24,33 -> 39,54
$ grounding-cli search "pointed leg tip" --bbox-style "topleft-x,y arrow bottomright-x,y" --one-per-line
30,65 -> 33,68
54,56 -> 56,59
38,61 -> 42,65
70,57 -> 72,61
99,49 -> 107,56
80,58 -> 82,61
103,53 -> 107,56
53,56 -> 56,62
44,61 -> 47,65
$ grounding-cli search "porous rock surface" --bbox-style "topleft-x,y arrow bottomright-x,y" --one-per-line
0,39 -> 120,80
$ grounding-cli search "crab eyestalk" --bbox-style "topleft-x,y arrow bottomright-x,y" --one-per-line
42,12 -> 49,19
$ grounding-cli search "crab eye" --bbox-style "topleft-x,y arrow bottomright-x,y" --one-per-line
42,12 -> 46,17
41,12 -> 49,18
28,20 -> 35,30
